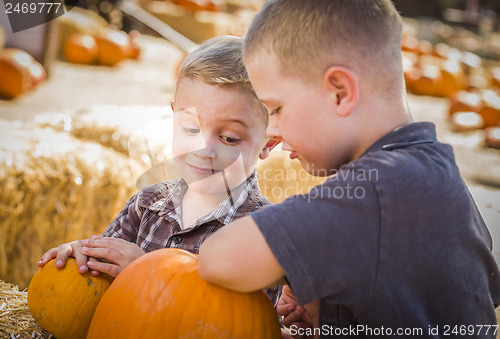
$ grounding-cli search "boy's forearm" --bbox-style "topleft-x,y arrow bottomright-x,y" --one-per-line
198,215 -> 285,292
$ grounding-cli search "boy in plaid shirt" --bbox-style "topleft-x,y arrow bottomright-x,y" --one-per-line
38,36 -> 281,305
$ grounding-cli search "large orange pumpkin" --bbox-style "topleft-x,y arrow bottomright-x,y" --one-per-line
27,258 -> 113,339
87,248 -> 281,339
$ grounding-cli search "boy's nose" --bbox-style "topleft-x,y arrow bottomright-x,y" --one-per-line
266,114 -> 282,140
266,125 -> 282,141
193,135 -> 218,159
193,146 -> 217,160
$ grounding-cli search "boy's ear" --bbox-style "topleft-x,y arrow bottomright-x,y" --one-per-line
323,66 -> 358,117
259,139 -> 281,160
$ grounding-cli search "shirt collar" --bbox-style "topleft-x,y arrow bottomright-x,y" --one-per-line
361,122 -> 437,157
155,171 -> 260,228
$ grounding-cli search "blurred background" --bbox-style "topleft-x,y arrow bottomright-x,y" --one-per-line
0,0 -> 499,316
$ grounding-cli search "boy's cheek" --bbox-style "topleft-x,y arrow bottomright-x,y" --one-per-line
217,145 -> 241,162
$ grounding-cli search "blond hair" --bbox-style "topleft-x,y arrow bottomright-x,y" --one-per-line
244,0 -> 404,91
176,35 -> 268,124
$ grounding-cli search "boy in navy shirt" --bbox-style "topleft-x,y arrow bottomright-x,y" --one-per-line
199,1 -> 500,337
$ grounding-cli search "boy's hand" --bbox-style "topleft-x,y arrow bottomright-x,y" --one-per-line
281,328 -> 292,339
37,240 -> 90,274
81,236 -> 145,277
277,285 -> 320,338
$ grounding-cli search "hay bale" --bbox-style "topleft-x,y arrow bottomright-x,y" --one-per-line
35,105 -> 174,184
256,151 -> 327,204
0,120 -> 139,289
0,280 -> 50,339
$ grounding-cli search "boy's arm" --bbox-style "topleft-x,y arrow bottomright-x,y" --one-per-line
198,215 -> 286,291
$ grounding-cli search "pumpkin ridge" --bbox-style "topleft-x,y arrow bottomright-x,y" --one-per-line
153,250 -> 199,337
179,269 -> 217,338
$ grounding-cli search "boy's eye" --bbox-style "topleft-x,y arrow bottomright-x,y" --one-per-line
220,136 -> 240,144
269,107 -> 281,116
183,127 -> 200,135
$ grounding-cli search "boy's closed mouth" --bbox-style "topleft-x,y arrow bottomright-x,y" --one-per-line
188,163 -> 221,175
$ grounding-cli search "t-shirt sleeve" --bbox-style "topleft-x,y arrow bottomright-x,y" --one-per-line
102,193 -> 142,242
251,170 -> 380,306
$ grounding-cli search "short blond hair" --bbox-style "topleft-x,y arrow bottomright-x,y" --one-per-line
176,35 -> 268,124
244,0 -> 404,90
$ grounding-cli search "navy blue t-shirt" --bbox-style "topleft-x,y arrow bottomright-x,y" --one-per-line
252,122 -> 500,338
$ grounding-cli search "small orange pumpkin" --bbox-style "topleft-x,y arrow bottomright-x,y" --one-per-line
438,59 -> 468,97
27,258 -> 113,339
29,61 -> 46,87
0,48 -> 35,99
485,126 -> 500,149
87,248 -> 281,339
411,64 -> 443,97
479,90 -> 500,128
173,0 -> 218,12
448,90 -> 482,116
127,30 -> 141,60
490,67 -> 500,89
95,30 -> 131,66
401,35 -> 419,54
63,33 -> 99,65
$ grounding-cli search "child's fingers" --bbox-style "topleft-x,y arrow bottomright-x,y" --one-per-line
81,246 -> 120,264
37,248 -> 59,267
54,248 -> 72,269
73,251 -> 90,274
280,328 -> 292,339
87,260 -> 121,277
276,303 -> 296,316
282,306 -> 305,328
87,257 -> 101,276
82,237 -> 125,252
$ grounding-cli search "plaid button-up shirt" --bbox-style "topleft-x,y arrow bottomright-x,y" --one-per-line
103,172 -> 282,306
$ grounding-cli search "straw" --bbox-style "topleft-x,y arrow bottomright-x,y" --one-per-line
0,280 -> 51,339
